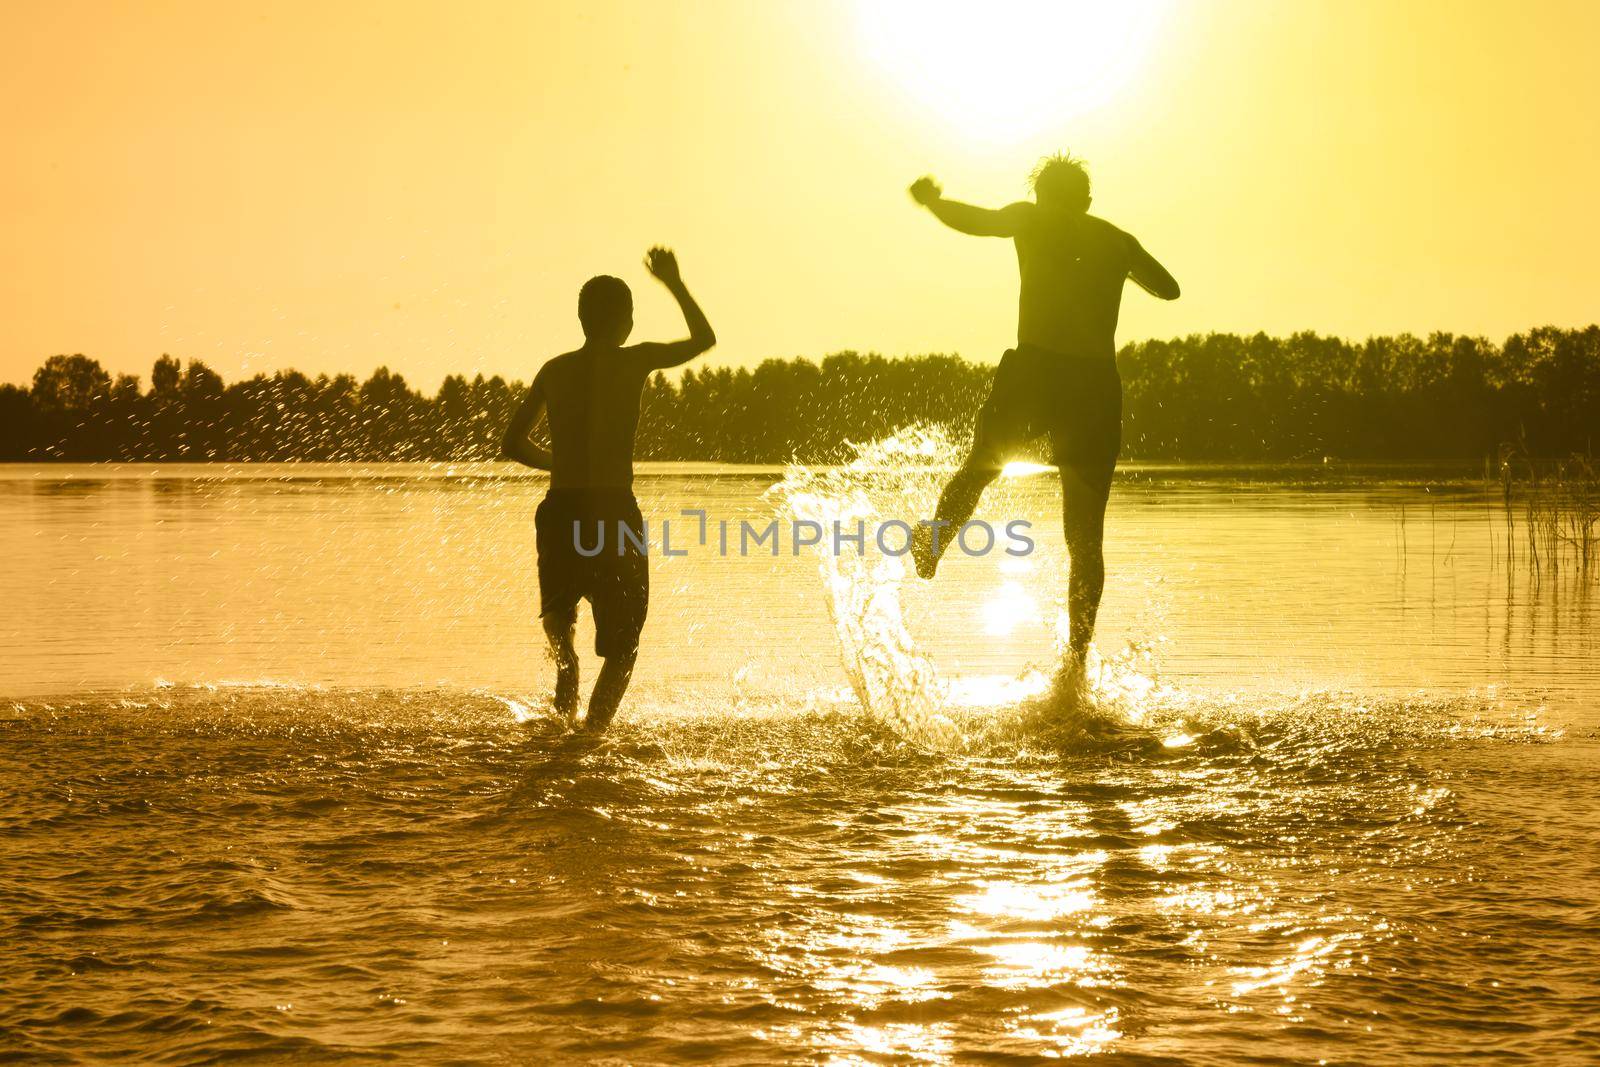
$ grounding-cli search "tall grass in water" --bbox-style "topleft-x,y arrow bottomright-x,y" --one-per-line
1497,445 -> 1599,579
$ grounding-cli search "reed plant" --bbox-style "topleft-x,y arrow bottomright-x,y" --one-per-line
1497,443 -> 1599,577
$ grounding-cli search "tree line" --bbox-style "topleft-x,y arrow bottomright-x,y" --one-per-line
3,327 -> 1596,464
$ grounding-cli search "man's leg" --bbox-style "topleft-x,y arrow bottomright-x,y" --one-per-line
542,609 -> 580,722
582,646 -> 638,733
913,443 -> 1005,578
915,351 -> 1031,579
583,501 -> 648,733
1059,462 -> 1113,666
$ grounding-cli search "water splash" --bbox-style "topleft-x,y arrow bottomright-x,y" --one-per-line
770,426 -> 958,748
768,426 -> 1160,752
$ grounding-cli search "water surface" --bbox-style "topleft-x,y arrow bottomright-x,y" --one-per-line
3,460 -> 1597,1063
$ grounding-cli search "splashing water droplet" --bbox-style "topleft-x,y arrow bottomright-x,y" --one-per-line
770,426 -> 961,748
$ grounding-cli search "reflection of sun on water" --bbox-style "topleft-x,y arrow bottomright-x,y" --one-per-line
1019,1006 -> 1122,1057
982,580 -> 1040,636
856,0 -> 1171,143
959,880 -> 1097,921
984,941 -> 1098,983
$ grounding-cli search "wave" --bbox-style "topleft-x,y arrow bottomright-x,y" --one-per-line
2,676 -> 1557,777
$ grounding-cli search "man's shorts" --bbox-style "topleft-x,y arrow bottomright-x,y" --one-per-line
535,489 -> 648,658
976,343 -> 1122,486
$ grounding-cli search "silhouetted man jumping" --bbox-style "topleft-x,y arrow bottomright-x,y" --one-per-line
503,247 -> 715,731
908,154 -> 1179,685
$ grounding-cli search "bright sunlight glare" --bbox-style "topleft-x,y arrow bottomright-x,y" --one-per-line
856,0 -> 1170,144
981,581 -> 1040,637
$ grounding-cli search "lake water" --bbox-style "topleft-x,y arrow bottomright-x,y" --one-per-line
3,456 -> 1598,1063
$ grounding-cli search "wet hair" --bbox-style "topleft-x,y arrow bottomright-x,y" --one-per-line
1030,152 -> 1091,208
577,275 -> 632,336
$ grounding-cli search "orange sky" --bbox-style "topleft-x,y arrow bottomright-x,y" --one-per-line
5,0 -> 1599,389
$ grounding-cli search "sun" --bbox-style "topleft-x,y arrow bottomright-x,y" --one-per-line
855,0 -> 1169,144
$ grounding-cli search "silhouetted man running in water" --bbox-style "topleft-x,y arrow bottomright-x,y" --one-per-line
908,154 -> 1179,686
503,247 -> 715,731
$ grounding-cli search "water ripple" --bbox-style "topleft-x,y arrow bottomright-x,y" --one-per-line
4,685 -> 1592,1063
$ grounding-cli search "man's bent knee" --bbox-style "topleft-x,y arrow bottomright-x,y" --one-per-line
957,453 -> 1006,487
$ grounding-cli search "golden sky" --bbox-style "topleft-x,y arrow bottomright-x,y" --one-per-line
5,0 -> 1598,388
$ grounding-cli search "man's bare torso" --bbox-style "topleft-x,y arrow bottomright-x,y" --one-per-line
1013,209 -> 1136,360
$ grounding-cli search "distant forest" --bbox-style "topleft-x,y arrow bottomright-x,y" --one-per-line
3,327 -> 1597,464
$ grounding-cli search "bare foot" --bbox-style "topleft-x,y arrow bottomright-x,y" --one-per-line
1048,653 -> 1089,709
552,684 -> 580,728
910,524 -> 942,579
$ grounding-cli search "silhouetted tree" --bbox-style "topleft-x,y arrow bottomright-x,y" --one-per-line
3,328 -> 1599,463
0,384 -> 35,461
180,360 -> 226,460
30,354 -> 111,459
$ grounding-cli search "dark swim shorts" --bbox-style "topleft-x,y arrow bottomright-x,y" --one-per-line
535,489 -> 648,658
975,343 -> 1122,483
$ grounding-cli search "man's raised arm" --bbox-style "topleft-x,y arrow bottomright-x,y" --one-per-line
633,246 -> 716,371
909,176 -> 1031,238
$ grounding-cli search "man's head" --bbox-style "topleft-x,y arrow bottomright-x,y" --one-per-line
1030,152 -> 1091,213
578,275 -> 633,345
